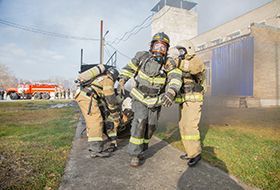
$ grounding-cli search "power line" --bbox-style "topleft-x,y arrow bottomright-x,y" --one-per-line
0,19 -> 100,41
111,14 -> 154,45
105,7 -> 172,63
106,43 -> 131,60
121,21 -> 151,42
104,46 -> 111,59
110,7 -> 171,46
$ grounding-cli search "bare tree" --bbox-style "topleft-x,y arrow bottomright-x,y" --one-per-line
0,64 -> 18,89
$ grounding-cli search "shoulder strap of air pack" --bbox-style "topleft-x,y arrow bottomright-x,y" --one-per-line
134,52 -> 151,78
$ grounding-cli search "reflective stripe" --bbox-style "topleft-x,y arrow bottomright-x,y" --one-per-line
89,68 -> 98,77
129,136 -> 150,145
163,37 -> 169,42
88,137 -> 103,142
128,61 -> 138,71
175,93 -> 204,103
120,69 -> 134,78
143,139 -> 150,144
138,70 -> 166,85
108,132 -> 117,137
103,86 -> 114,90
169,78 -> 182,86
130,88 -> 162,107
167,68 -> 182,76
91,82 -> 103,89
107,104 -> 118,110
129,136 -> 144,145
181,134 -> 200,141
175,97 -> 184,103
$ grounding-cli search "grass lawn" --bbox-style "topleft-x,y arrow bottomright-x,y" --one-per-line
157,105 -> 280,190
0,100 -> 79,190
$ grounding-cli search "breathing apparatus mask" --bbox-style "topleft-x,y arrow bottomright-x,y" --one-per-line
151,41 -> 168,63
150,32 -> 170,64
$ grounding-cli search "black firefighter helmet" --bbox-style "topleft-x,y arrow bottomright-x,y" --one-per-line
107,67 -> 119,82
150,32 -> 170,62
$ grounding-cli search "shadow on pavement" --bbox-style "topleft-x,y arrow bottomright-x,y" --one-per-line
144,140 -> 169,160
176,161 -> 244,190
202,146 -> 229,173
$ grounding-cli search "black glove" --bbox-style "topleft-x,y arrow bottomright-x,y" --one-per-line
161,90 -> 175,107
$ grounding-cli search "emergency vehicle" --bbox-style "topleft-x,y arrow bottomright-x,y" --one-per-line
6,83 -> 58,100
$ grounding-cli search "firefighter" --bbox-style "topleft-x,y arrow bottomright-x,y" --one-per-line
75,65 -> 120,158
118,32 -> 182,167
170,41 -> 205,167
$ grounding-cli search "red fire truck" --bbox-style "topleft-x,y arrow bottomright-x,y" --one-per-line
6,83 -> 58,100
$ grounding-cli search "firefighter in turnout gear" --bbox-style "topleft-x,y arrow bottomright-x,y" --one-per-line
169,41 -> 205,167
118,32 -> 182,167
75,65 -> 120,158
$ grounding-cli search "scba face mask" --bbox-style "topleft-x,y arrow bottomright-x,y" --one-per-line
151,41 -> 168,56
151,41 -> 168,63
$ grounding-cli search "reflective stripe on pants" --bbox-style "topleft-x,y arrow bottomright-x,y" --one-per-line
128,100 -> 160,156
175,92 -> 204,104
75,92 -> 104,142
179,101 -> 202,158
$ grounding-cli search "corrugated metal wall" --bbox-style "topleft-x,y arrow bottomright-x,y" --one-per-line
212,36 -> 254,96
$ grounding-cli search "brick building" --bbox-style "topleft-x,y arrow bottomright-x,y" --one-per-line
151,0 -> 280,107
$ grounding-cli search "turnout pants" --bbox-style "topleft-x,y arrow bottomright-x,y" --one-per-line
75,92 -> 107,152
179,101 -> 202,158
128,100 -> 161,156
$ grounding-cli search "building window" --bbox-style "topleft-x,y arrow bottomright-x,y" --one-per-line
227,31 -> 241,40
204,61 -> 211,86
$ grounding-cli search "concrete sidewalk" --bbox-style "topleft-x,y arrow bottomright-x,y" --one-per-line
59,118 -> 253,190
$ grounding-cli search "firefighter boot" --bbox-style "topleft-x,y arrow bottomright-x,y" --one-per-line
107,140 -> 118,153
130,156 -> 140,167
89,141 -> 111,158
187,154 -> 201,167
180,153 -> 190,161
138,153 -> 145,161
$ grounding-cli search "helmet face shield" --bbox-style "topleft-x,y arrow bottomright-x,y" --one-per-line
177,47 -> 187,60
151,41 -> 168,56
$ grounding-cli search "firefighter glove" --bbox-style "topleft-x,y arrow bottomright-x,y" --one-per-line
109,112 -> 121,125
161,90 -> 175,107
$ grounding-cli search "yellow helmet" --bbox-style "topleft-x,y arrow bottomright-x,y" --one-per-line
177,41 -> 195,57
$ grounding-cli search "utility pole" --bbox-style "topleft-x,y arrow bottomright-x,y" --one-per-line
100,20 -> 109,65
80,49 -> 83,65
100,20 -> 104,65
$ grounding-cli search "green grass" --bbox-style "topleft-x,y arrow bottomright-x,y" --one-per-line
0,100 -> 79,190
156,107 -> 280,190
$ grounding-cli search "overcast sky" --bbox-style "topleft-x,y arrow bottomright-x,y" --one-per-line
0,0 -> 272,81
